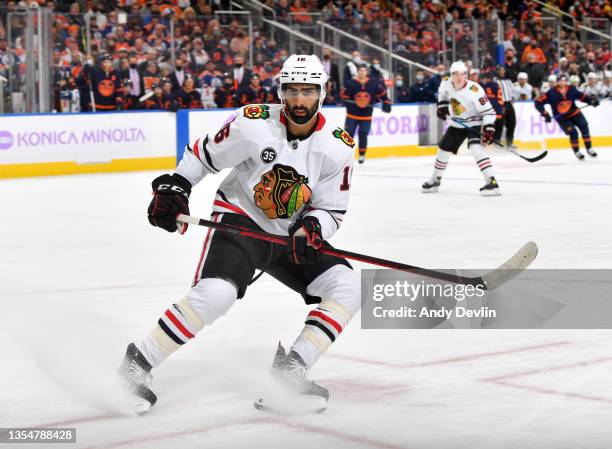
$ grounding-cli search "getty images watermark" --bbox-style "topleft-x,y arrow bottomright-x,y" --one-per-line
361,269 -> 612,329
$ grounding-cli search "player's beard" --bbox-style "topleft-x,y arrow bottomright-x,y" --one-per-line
286,102 -> 319,125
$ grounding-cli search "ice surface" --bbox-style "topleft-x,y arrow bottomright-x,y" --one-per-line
1,148 -> 612,449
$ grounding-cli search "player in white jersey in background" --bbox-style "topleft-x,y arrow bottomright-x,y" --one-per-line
119,54 -> 360,414
581,72 -> 607,99
514,72 -> 533,100
422,61 -> 500,196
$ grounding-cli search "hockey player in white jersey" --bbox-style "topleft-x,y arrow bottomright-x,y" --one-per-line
514,72 -> 533,100
119,54 -> 360,413
422,61 -> 500,196
581,72 -> 607,99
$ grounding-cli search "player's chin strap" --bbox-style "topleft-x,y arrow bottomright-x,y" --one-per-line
177,214 -> 538,291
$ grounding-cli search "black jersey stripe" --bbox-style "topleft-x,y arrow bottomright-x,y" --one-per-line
201,136 -> 220,173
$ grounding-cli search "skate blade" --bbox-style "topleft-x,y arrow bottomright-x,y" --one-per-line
421,186 -> 439,193
481,189 -> 501,197
126,395 -> 153,415
254,394 -> 327,414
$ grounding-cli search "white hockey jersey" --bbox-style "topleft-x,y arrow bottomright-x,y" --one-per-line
175,104 -> 354,239
438,79 -> 496,128
513,82 -> 533,100
581,82 -> 607,99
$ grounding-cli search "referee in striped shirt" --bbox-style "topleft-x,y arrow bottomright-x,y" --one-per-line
494,65 -> 517,149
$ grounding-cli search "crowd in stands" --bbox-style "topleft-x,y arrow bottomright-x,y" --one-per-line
0,0 -> 610,113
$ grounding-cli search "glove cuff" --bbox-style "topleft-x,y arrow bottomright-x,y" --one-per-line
152,173 -> 192,198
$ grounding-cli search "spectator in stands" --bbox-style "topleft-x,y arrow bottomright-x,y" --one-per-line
426,64 -> 445,99
237,74 -> 267,106
504,48 -> 520,82
232,54 -> 252,89
173,74 -> 202,109
143,82 -> 169,110
406,71 -> 435,103
170,55 -> 188,92
199,60 -> 223,89
122,52 -> 144,109
394,74 -> 411,103
142,59 -> 161,93
521,39 -> 547,65
191,38 -> 210,69
215,73 -> 238,108
230,30 -> 249,55
139,49 -> 159,73
322,79 -> 339,106
521,52 -> 546,91
321,48 -> 340,94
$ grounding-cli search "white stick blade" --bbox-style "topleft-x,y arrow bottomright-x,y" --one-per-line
482,241 -> 538,290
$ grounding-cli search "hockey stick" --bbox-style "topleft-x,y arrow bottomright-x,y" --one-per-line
177,214 -> 537,291
451,117 -> 548,163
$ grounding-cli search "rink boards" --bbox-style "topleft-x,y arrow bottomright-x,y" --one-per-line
1,101 -> 610,178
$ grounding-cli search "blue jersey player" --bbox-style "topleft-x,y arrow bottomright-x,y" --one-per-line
534,74 -> 600,160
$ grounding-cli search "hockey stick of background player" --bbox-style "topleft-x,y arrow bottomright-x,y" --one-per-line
551,104 -> 591,122
139,90 -> 155,103
451,117 -> 548,163
177,214 -> 538,291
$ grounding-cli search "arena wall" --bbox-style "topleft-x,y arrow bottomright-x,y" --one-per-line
1,101 -> 610,178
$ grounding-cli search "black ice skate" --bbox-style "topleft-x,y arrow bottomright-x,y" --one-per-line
254,343 -> 329,414
479,177 -> 501,196
586,148 -> 598,157
119,343 -> 157,414
358,150 -> 366,164
422,176 -> 441,193
573,149 -> 585,160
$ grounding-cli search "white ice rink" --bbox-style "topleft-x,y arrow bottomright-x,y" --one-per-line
2,148 -> 612,449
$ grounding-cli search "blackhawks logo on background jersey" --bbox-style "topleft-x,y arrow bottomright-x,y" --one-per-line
253,164 -> 312,219
332,127 -> 355,148
243,104 -> 270,120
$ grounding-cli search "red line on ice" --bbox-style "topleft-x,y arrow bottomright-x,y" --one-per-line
481,357 -> 612,404
329,341 -> 571,368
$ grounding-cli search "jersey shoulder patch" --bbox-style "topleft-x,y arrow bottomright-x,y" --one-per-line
332,127 -> 356,148
242,104 -> 271,120
470,84 -> 479,93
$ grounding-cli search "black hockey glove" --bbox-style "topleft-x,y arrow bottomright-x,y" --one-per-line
148,173 -> 191,234
288,216 -> 323,265
382,102 -> 392,113
542,112 -> 552,123
481,125 -> 495,145
590,97 -> 600,107
437,102 -> 449,120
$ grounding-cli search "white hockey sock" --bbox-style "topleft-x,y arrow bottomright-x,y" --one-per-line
470,144 -> 495,180
432,148 -> 450,179
290,301 -> 352,369
137,298 -> 204,368
137,278 -> 237,368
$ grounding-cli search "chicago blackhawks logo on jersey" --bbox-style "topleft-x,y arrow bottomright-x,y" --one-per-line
243,104 -> 270,120
450,98 -> 466,115
332,127 -> 355,148
253,164 -> 312,219
469,84 -> 479,93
